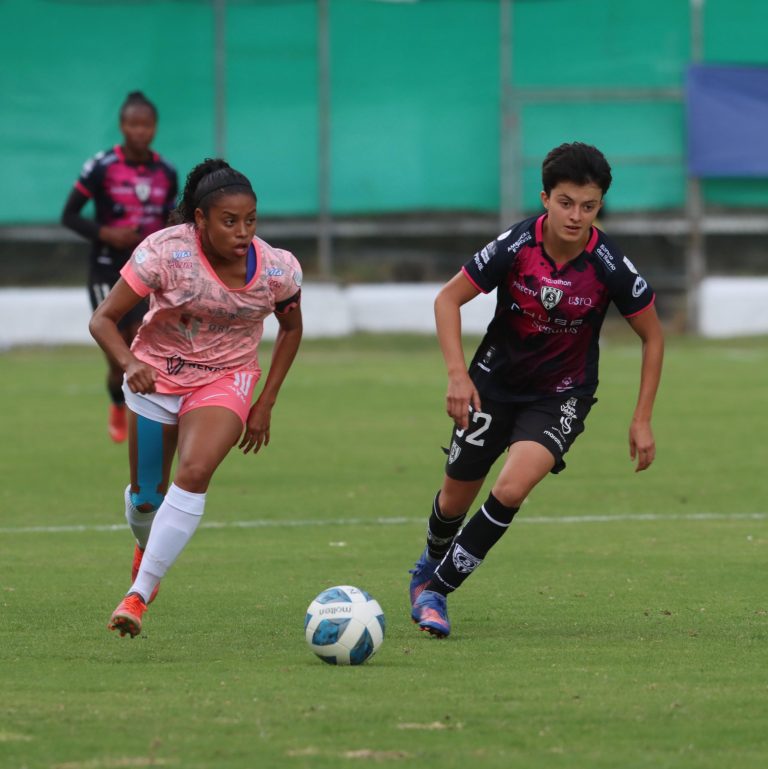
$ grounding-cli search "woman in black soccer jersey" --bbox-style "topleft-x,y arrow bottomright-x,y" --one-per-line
61,91 -> 177,443
409,143 -> 664,638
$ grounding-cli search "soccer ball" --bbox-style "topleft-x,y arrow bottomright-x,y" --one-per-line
304,585 -> 385,665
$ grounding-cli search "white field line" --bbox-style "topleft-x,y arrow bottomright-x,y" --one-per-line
0,511 -> 766,536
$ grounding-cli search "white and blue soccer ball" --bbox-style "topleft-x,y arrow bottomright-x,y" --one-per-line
304,585 -> 385,665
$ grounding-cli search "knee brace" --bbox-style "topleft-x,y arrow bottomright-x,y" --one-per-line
131,414 -> 166,512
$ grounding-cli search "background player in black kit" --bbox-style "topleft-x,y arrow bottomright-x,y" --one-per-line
409,142 -> 664,638
61,91 -> 177,442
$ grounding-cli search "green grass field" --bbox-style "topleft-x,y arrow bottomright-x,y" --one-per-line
1,332 -> 767,769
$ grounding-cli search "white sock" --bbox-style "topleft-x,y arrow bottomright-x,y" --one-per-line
124,485 -> 156,550
130,483 -> 206,603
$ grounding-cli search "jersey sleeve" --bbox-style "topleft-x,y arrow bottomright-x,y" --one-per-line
119,239 -> 165,298
272,249 -> 303,313
75,152 -> 104,199
162,163 -> 179,217
461,221 -> 531,294
596,238 -> 655,317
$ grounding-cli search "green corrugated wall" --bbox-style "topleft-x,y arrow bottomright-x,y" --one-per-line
1,0 -> 767,224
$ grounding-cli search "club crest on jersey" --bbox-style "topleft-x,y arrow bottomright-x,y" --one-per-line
135,181 -> 151,202
540,285 -> 564,310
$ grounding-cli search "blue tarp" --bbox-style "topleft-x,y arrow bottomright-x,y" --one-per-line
687,64 -> 768,177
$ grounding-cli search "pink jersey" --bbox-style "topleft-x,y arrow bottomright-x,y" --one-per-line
120,223 -> 302,393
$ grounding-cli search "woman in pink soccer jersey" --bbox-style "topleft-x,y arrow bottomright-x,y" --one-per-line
89,158 -> 303,637
62,91 -> 178,443
408,143 -> 664,638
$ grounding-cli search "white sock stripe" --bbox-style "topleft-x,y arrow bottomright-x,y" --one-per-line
481,504 -> 512,528
432,498 -> 465,526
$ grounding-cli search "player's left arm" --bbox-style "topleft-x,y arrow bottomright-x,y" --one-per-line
239,302 -> 303,455
626,305 -> 664,472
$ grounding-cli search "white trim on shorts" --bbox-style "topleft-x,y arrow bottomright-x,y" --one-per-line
122,379 -> 182,425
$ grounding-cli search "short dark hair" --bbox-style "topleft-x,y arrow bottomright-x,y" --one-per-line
541,142 -> 612,196
119,91 -> 158,121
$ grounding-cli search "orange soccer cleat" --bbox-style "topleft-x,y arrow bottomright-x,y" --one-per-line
108,593 -> 147,638
131,544 -> 160,604
108,403 -> 127,443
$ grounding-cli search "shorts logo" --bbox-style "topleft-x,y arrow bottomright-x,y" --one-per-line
544,429 -> 564,451
540,286 -> 564,310
559,397 -> 578,435
448,441 -> 461,464
231,372 -> 254,402
452,544 -> 481,574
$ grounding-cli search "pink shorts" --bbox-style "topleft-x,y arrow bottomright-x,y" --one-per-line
123,371 -> 258,426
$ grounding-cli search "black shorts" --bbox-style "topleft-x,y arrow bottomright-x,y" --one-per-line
444,393 -> 597,481
88,267 -> 148,331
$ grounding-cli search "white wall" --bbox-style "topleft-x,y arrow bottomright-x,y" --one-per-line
698,277 -> 768,338
3,278 -> 766,349
0,285 -> 497,349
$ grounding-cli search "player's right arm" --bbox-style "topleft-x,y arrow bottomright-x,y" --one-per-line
89,278 -> 157,394
434,271 -> 482,430
61,187 -> 101,241
61,159 -> 142,250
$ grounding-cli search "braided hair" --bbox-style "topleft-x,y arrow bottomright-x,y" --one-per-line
169,158 -> 256,225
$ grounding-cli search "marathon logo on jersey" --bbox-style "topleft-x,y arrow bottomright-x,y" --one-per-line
632,276 -> 648,298
595,244 -> 616,272
540,285 -> 564,310
134,181 -> 151,202
452,544 -> 482,574
448,441 -> 461,464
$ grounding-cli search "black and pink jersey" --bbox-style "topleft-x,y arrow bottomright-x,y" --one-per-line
73,145 -> 177,270
462,214 -> 655,402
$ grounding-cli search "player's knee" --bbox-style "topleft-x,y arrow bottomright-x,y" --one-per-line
174,462 -> 213,494
436,491 -> 471,519
489,482 -> 527,509
131,488 -> 164,513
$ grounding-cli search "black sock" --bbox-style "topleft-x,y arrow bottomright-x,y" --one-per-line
426,491 -> 465,561
429,493 -> 518,596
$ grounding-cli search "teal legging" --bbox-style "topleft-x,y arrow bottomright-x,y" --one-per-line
131,414 -> 165,511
